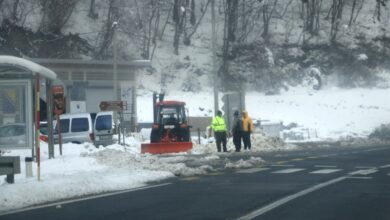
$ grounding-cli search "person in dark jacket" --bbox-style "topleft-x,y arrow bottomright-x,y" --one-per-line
211,110 -> 227,152
231,110 -> 242,152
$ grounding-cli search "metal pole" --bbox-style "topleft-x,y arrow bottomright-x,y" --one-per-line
35,75 -> 41,181
46,81 -> 54,158
118,123 -> 121,145
113,21 -> 119,101
113,22 -> 118,101
57,114 -> 62,155
197,128 -> 201,144
211,0 -> 219,115
112,21 -> 120,130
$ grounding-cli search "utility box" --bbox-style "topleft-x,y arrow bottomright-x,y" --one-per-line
188,116 -> 212,137
260,121 -> 283,138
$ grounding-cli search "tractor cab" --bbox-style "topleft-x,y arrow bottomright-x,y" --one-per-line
141,94 -> 192,154
151,101 -> 190,143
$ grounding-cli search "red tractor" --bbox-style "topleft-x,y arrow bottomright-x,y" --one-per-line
141,93 -> 192,154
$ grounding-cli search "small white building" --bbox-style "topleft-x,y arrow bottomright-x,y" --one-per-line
32,58 -> 151,131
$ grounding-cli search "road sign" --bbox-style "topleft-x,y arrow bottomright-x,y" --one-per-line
99,101 -> 127,111
52,85 -> 64,115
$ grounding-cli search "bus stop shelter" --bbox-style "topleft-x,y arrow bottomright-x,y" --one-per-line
0,55 -> 57,180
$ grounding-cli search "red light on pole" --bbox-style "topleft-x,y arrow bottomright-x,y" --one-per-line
52,85 -> 64,155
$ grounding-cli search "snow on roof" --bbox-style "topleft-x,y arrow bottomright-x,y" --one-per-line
32,58 -> 151,67
0,55 -> 57,80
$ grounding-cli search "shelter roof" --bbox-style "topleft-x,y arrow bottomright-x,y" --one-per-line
0,56 -> 57,80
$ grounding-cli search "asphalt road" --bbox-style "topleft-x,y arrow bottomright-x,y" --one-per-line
2,144 -> 390,220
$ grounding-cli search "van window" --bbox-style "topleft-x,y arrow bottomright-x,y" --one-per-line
54,119 -> 70,134
71,118 -> 89,132
95,115 -> 112,131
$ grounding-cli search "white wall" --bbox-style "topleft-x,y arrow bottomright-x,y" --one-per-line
85,88 -> 113,113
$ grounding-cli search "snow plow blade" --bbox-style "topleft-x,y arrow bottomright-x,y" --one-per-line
141,142 -> 193,154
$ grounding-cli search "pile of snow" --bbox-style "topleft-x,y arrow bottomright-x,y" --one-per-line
225,157 -> 265,169
190,131 -> 295,154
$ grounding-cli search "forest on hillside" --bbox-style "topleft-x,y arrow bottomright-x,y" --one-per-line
1,0 -> 390,92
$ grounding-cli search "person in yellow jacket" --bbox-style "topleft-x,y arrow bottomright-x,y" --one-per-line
211,110 -> 227,152
241,110 -> 254,150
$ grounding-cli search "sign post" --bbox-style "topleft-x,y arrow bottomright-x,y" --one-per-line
99,101 -> 127,111
53,86 -> 64,156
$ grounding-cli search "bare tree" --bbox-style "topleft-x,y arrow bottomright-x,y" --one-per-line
123,0 -> 171,59
284,3 -> 297,44
11,0 -> 20,21
173,0 -> 188,55
88,0 -> 98,19
159,3 -> 172,40
144,0 -> 160,59
39,0 -> 79,34
94,0 -> 119,59
330,0 -> 344,43
190,0 -> 196,25
183,0 -> 210,46
235,0 -> 262,42
348,0 -> 364,26
302,0 -> 322,35
374,0 -> 388,22
261,0 -> 278,43
219,0 -> 239,90
0,0 -> 38,26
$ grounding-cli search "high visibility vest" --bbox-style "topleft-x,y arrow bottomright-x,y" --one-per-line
211,116 -> 226,132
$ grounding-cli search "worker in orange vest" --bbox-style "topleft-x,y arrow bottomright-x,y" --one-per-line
241,110 -> 254,150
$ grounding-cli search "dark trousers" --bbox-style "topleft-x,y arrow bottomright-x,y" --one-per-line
233,132 -> 242,152
215,131 -> 227,152
242,131 -> 251,150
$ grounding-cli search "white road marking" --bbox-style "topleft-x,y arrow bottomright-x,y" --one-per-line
355,166 -> 376,169
237,163 -> 386,219
271,164 -> 294,167
349,169 -> 378,176
0,183 -> 172,216
363,149 -> 380,152
347,176 -> 373,179
380,164 -> 390,168
236,168 -> 270,174
272,168 -> 305,174
314,165 -> 337,168
237,176 -> 347,220
310,169 -> 341,174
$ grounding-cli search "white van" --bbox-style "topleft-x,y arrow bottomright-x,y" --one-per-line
54,113 -> 94,144
93,111 -> 114,146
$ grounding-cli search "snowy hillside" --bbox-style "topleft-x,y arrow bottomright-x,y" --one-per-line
1,0 -> 390,139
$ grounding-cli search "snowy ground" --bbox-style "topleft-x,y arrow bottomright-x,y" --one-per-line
138,86 -> 390,141
2,83 -> 390,213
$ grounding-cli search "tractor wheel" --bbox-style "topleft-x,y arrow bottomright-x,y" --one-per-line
150,129 -> 161,143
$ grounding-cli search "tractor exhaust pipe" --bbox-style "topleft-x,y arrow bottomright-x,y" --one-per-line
153,92 -> 165,124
